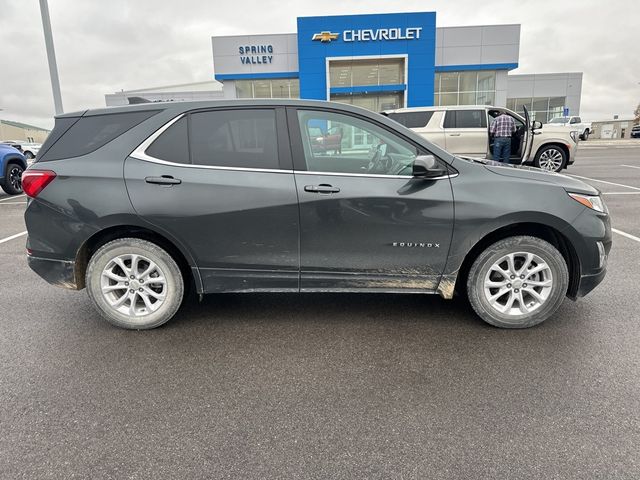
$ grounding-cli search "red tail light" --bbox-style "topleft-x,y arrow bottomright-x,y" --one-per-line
22,170 -> 57,198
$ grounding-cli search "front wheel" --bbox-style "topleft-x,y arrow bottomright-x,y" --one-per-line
534,146 -> 566,172
86,238 -> 184,329
1,163 -> 24,195
466,236 -> 569,328
581,130 -> 589,141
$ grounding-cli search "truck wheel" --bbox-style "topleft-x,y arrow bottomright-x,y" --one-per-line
534,146 -> 566,172
466,236 -> 569,329
86,238 -> 184,330
581,130 -> 589,141
1,162 -> 24,195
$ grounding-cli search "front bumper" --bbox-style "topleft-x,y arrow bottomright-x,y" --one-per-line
27,255 -> 81,290
576,267 -> 607,297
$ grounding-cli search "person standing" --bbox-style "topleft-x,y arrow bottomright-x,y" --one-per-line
489,112 -> 516,163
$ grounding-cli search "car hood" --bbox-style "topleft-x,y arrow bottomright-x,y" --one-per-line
478,159 -> 599,195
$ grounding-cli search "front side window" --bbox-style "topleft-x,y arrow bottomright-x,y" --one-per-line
296,110 -> 418,176
189,109 -> 278,169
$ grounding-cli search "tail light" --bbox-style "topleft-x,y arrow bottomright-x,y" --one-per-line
22,170 -> 57,198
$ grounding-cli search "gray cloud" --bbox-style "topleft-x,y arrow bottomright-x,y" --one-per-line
1,0 -> 638,129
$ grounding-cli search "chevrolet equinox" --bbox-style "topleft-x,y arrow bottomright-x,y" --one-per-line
23,100 -> 611,329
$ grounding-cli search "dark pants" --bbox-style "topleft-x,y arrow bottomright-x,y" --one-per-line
493,136 -> 511,163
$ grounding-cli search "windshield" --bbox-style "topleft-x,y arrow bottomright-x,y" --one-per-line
548,117 -> 569,124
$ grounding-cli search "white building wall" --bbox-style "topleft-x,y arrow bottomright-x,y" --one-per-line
506,72 -> 583,115
435,25 -> 520,66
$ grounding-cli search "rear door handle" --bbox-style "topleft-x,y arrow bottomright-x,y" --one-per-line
145,175 -> 181,185
448,133 -> 461,136
304,184 -> 340,194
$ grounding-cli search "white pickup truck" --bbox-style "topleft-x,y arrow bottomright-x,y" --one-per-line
545,116 -> 592,141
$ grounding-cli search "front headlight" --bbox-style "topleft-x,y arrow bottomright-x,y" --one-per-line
568,193 -> 607,213
569,131 -> 579,142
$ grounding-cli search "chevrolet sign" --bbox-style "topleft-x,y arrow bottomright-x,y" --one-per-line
343,27 -> 422,42
312,31 -> 339,42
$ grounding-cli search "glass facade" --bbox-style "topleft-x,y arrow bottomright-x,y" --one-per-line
434,71 -> 496,106
506,96 -> 566,124
235,79 -> 300,99
329,58 -> 405,87
330,92 -> 404,112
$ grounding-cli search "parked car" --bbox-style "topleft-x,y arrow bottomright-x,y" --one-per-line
546,116 -> 591,140
23,100 -> 611,330
2,141 -> 41,160
384,105 -> 579,173
0,143 -> 27,195
631,125 -> 640,138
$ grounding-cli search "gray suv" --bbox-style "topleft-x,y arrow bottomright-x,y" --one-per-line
23,100 -> 611,330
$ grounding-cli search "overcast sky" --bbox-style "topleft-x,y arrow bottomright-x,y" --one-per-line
1,0 -> 638,129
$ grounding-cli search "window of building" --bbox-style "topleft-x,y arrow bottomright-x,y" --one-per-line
189,109 -> 278,169
296,109 -> 418,176
434,71 -> 497,106
507,96 -> 567,124
329,58 -> 405,87
234,79 -> 300,99
330,92 -> 404,113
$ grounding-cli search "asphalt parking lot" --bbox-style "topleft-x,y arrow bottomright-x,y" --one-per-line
1,146 -> 639,479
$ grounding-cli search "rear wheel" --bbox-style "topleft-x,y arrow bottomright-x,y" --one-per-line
86,238 -> 184,329
24,151 -> 35,160
534,146 -> 566,172
466,236 -> 569,328
1,163 -> 24,195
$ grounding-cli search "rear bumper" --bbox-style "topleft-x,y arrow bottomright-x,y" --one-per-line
27,255 -> 81,290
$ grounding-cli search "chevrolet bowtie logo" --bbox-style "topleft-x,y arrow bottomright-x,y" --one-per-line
312,31 -> 339,42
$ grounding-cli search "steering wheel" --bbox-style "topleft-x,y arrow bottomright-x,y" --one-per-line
366,143 -> 392,174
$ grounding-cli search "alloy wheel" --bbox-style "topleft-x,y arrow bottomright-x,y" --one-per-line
538,149 -> 564,172
100,253 -> 167,318
483,252 -> 553,316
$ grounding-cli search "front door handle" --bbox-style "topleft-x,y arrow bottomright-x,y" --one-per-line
145,175 -> 182,185
448,133 -> 461,136
304,184 -> 340,194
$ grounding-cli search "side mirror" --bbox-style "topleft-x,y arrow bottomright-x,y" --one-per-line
412,154 -> 447,178
532,120 -> 543,130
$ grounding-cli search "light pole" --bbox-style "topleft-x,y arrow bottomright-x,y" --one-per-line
39,0 -> 63,114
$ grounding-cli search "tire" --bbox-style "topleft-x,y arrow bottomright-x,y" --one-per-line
24,151 -> 35,160
1,162 -> 24,195
466,236 -> 569,329
581,130 -> 589,141
534,145 -> 567,173
86,238 -> 184,330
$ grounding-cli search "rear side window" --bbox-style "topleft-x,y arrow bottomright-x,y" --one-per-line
443,110 -> 487,129
189,109 -> 278,169
387,111 -> 434,128
146,117 -> 189,164
35,116 -> 80,161
39,110 -> 160,161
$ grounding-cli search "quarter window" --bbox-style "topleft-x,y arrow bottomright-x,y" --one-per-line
189,109 -> 279,169
146,117 -> 189,164
296,110 -> 418,176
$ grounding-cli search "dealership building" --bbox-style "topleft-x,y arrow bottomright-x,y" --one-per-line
106,12 -> 583,124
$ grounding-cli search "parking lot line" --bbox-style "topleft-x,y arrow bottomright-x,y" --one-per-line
602,192 -> 640,195
568,174 -> 640,191
0,231 -> 27,245
0,194 -> 25,203
621,164 -> 640,170
0,202 -> 27,205
612,228 -> 640,243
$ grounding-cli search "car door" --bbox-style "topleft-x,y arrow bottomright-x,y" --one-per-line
443,109 -> 488,156
288,107 -> 454,292
125,107 -> 300,292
